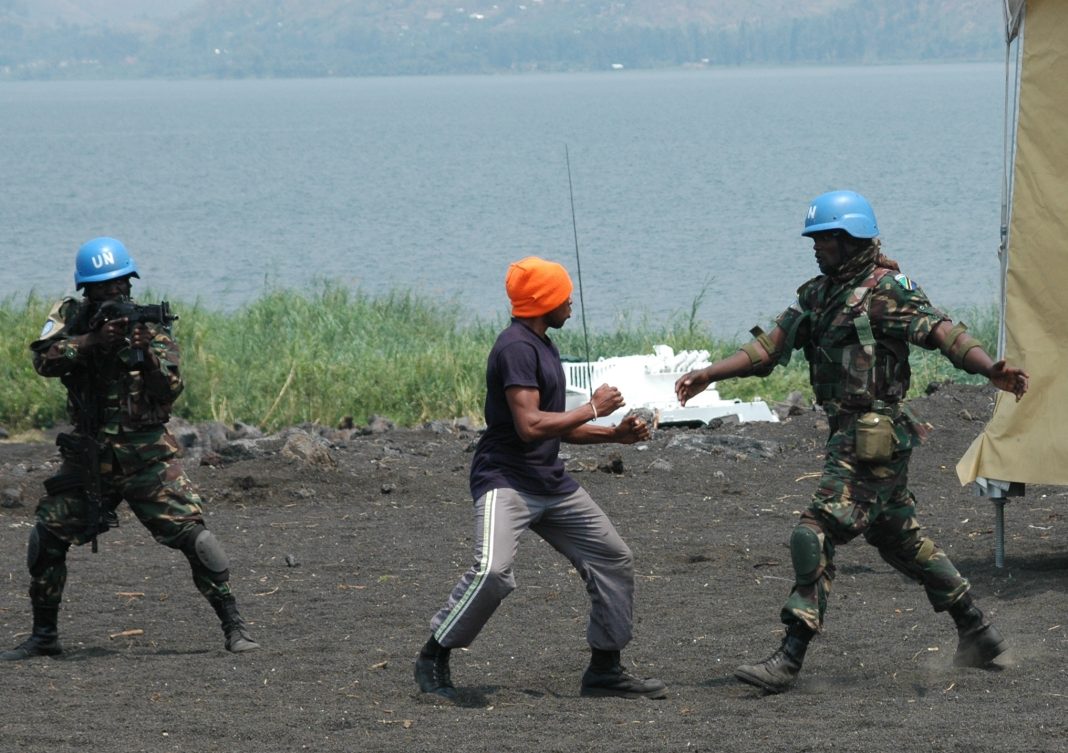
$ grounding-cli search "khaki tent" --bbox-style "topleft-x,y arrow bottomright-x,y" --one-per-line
956,0 -> 1068,564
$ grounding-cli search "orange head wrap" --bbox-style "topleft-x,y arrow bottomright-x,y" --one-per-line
505,256 -> 573,318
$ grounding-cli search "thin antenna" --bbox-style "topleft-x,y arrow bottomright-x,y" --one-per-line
565,145 -> 594,394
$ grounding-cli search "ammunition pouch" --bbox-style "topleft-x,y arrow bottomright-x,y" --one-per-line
43,472 -> 85,497
56,432 -> 91,463
855,411 -> 895,464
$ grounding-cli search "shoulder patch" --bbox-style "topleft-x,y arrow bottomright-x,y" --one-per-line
893,273 -> 917,291
39,320 -> 55,338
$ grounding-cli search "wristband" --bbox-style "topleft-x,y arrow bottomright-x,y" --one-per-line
589,401 -> 598,420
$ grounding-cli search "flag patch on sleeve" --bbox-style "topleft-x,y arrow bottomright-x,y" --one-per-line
893,273 -> 917,291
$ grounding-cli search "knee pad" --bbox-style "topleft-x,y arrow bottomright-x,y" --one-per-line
183,527 -> 231,584
790,524 -> 824,586
28,523 -> 69,576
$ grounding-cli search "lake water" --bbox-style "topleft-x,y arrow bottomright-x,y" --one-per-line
0,64 -> 1007,338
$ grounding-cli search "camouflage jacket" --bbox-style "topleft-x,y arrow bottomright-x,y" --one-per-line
772,248 -> 949,412
31,297 -> 184,438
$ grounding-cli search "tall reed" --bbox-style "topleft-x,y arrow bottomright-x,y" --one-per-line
0,288 -> 998,433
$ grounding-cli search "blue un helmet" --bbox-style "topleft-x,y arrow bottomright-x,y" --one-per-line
801,190 -> 879,239
74,237 -> 140,290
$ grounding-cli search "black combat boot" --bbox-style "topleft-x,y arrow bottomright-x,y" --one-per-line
580,649 -> 668,699
210,596 -> 260,653
103,503 -> 121,531
414,637 -> 458,700
949,594 -> 1007,667
0,605 -> 63,661
734,623 -> 814,693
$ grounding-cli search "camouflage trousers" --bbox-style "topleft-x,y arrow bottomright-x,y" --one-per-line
30,430 -> 232,608
782,420 -> 969,632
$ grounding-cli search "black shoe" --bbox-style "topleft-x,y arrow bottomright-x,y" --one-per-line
414,650 -> 457,700
1,605 -> 63,661
954,622 -> 1007,667
735,624 -> 813,694
210,596 -> 260,653
735,648 -> 801,693
949,595 -> 1007,668
224,622 -> 260,653
580,665 -> 667,699
0,635 -> 63,661
103,507 -> 120,530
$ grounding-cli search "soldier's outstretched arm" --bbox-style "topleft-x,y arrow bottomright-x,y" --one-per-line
928,320 -> 1029,401
674,325 -> 788,406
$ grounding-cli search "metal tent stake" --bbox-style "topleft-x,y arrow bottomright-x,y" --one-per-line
975,477 -> 1024,568
993,499 -> 1006,569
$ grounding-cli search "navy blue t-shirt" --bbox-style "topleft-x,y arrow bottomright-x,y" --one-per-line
469,319 -> 579,500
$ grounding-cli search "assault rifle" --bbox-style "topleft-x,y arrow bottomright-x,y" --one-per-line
88,300 -> 178,366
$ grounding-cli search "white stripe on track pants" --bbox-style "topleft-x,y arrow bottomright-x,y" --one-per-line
430,486 -> 635,650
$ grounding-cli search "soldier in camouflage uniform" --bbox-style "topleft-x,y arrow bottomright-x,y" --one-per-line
675,191 -> 1029,693
1,237 -> 259,661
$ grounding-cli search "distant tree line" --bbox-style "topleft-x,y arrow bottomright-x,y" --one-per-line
0,2 -> 1002,79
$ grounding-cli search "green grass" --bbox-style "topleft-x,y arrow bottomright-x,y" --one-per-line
0,293 -> 64,430
0,287 -> 999,433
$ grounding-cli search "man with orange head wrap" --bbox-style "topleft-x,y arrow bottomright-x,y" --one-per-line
414,256 -> 667,702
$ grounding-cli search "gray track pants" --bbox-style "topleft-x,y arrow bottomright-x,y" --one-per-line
430,486 -> 635,650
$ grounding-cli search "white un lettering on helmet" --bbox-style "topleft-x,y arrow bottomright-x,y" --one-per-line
91,250 -> 115,269
807,205 -> 817,220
